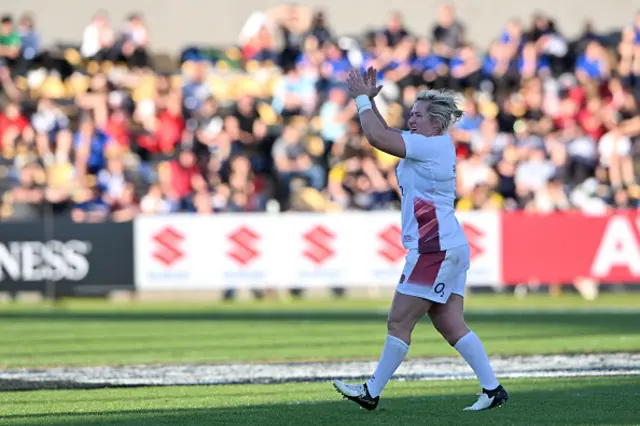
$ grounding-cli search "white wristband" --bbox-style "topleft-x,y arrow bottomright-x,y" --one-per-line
355,95 -> 372,114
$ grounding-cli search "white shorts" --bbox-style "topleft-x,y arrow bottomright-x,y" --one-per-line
396,244 -> 470,304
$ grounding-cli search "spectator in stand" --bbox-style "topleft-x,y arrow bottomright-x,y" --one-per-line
533,174 -> 571,212
576,40 -> 610,83
383,11 -> 410,48
518,42 -> 551,80
432,3 -> 465,58
498,18 -> 525,59
110,182 -> 139,221
16,14 -> 40,74
140,184 -> 175,214
3,161 -> 44,221
272,124 -> 324,203
73,115 -> 111,177
411,37 -> 447,88
168,149 -> 200,206
482,40 -> 518,92
449,44 -> 482,91
319,86 -> 353,147
0,15 -> 21,70
118,13 -> 150,69
80,11 -> 115,61
182,61 -> 211,119
0,102 -> 28,148
271,65 -> 316,116
308,10 -> 332,47
274,4 -> 312,69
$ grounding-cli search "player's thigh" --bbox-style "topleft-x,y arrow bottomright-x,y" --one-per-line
388,291 -> 432,330
428,293 -> 468,344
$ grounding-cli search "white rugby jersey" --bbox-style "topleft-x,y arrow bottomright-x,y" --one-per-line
395,131 -> 468,253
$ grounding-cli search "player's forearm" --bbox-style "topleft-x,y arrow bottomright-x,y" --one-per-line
359,109 -> 388,145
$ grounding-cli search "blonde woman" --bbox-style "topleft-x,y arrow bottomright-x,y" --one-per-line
332,67 -> 508,412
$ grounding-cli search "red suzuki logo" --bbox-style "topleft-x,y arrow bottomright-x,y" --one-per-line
462,223 -> 484,262
303,225 -> 335,265
228,226 -> 260,266
378,224 -> 406,263
152,226 -> 185,267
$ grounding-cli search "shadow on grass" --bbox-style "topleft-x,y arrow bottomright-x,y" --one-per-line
1,310 -> 639,335
1,381 -> 639,426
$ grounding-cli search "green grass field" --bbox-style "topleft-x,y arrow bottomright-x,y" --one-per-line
1,377 -> 639,425
0,293 -> 639,368
0,293 -> 639,425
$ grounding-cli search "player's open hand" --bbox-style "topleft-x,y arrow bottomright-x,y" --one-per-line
364,66 -> 383,99
346,69 -> 369,98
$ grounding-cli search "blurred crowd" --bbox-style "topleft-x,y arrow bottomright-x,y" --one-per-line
1,5 -> 640,222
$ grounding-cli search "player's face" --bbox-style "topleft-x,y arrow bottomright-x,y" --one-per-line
407,101 -> 439,136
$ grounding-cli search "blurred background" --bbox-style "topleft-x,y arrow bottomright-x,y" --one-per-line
0,0 -> 639,301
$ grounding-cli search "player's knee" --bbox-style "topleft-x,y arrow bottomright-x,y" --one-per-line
433,313 -> 469,345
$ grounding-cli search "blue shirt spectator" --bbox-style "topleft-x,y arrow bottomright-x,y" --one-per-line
576,53 -> 604,79
412,54 -> 445,73
575,41 -> 608,80
518,55 -> 550,75
17,14 -> 39,61
73,121 -> 110,173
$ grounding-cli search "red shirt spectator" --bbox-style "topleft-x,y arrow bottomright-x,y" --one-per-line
137,98 -> 184,155
553,97 -> 579,130
577,97 -> 607,141
104,110 -> 130,148
0,103 -> 28,149
155,109 -> 184,154
169,150 -> 200,199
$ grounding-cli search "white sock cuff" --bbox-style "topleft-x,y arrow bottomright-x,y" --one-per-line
387,334 -> 410,350
454,330 -> 476,349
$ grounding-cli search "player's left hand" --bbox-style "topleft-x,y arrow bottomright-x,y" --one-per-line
346,69 -> 369,98
364,66 -> 383,99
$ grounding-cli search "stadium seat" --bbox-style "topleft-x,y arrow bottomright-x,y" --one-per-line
41,76 -> 66,99
225,47 -> 242,62
206,75 -> 228,100
257,103 -> 278,125
215,61 -> 230,73
100,61 -> 115,74
63,48 -> 82,66
86,61 -> 100,75
304,135 -> 324,157
310,116 -> 322,132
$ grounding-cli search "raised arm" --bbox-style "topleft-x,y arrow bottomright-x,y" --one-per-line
346,67 -> 405,157
365,66 -> 402,134
357,106 -> 407,158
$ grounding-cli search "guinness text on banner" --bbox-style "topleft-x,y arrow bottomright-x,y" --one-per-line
0,221 -> 135,296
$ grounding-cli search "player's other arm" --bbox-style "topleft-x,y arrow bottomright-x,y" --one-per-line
371,98 -> 402,134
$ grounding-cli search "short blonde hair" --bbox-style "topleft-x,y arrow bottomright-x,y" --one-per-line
415,89 -> 463,133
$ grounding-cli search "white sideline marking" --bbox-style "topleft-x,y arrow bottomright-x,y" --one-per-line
0,353 -> 638,389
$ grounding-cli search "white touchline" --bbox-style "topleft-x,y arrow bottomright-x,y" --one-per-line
0,353 -> 638,390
